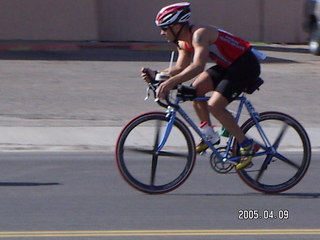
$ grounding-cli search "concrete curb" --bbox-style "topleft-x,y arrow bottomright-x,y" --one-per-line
0,41 -> 175,52
0,41 -> 309,52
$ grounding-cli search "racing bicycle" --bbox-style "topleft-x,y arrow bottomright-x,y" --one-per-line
115,76 -> 311,194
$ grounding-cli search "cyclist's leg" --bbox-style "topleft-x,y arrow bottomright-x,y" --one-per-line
191,65 -> 224,125
208,80 -> 258,169
192,69 -> 221,153
211,51 -> 261,168
191,71 -> 214,124
207,91 -> 246,143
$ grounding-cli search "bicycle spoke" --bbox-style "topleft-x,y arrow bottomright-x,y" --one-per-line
254,154 -> 272,182
255,168 -> 265,183
150,153 -> 158,186
150,120 -> 162,186
272,123 -> 288,150
154,119 -> 162,149
273,152 -> 300,169
124,147 -> 153,155
158,151 -> 189,158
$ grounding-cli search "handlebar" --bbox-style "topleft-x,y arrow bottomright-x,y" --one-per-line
142,69 -> 158,86
145,82 -> 173,109
141,69 -> 170,108
142,69 -> 192,109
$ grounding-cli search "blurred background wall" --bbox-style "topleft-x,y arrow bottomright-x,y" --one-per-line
0,0 -> 308,43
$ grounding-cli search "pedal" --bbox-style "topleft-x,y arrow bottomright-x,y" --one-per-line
199,150 -> 207,156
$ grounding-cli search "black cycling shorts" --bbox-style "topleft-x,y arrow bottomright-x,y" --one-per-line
206,49 -> 261,102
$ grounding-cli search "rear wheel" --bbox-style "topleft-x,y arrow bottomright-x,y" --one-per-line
234,112 -> 311,193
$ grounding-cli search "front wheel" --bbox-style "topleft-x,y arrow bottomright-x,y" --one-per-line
115,112 -> 196,194
234,112 -> 311,193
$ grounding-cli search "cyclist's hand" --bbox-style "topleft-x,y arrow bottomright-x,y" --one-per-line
157,79 -> 175,100
141,68 -> 156,83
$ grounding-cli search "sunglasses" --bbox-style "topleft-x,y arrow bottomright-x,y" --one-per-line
161,27 -> 170,31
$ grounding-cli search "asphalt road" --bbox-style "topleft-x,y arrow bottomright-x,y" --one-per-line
0,151 -> 319,240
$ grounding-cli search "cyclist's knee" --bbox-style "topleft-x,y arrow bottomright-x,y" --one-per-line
207,93 -> 229,117
192,73 -> 213,96
208,102 -> 223,117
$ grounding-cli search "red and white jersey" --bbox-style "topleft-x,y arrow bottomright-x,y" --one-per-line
183,29 -> 251,68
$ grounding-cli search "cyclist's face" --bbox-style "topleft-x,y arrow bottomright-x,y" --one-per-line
160,25 -> 177,42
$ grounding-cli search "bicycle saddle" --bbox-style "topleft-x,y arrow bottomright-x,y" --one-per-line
245,77 -> 264,94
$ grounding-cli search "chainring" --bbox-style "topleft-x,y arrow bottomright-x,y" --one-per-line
210,147 -> 234,174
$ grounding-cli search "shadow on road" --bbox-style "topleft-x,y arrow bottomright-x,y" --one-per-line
0,182 -> 60,187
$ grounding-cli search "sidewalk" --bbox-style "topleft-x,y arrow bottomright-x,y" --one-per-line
0,126 -> 121,152
0,126 -> 318,152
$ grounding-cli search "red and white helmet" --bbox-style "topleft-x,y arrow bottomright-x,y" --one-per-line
155,2 -> 191,27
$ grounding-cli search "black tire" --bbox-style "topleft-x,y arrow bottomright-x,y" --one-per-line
115,112 -> 196,194
234,112 -> 311,193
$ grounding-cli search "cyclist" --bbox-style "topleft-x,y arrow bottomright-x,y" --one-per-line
141,2 -> 261,170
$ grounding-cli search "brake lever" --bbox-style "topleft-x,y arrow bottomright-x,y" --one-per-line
144,86 -> 151,101
144,82 -> 159,101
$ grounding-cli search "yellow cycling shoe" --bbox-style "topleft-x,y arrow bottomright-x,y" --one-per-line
195,139 -> 220,154
196,141 -> 209,153
236,141 -> 260,170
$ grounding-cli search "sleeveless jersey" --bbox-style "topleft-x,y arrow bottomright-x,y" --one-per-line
183,29 -> 251,68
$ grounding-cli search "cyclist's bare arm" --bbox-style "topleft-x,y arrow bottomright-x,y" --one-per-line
163,28 -> 212,86
141,45 -> 191,83
141,27 -> 214,84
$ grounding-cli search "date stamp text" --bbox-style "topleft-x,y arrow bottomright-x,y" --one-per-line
238,209 -> 289,220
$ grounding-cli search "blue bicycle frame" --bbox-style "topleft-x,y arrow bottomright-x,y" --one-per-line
156,93 -> 273,165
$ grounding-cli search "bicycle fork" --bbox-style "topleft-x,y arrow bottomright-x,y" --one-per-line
153,109 -> 177,153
